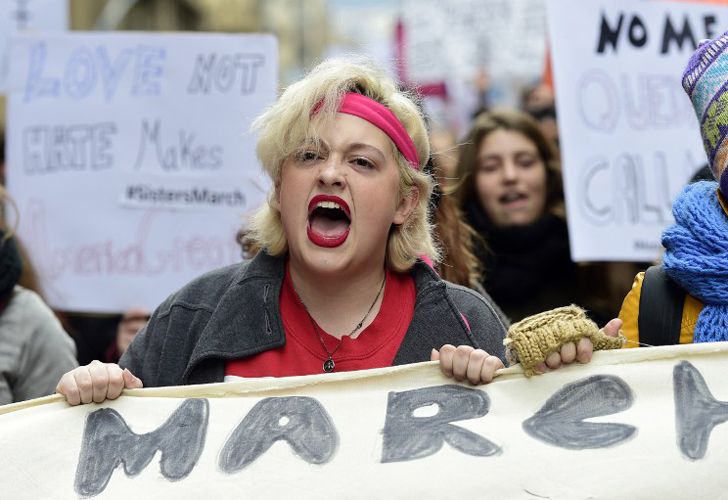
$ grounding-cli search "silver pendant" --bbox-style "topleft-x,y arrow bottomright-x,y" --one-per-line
323,358 -> 335,372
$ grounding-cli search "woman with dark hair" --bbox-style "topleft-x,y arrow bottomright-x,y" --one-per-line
455,108 -> 585,322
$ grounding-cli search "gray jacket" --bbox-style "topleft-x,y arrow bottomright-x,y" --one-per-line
120,251 -> 508,386
0,286 -> 78,404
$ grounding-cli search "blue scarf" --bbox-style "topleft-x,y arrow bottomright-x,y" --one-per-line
662,181 -> 728,342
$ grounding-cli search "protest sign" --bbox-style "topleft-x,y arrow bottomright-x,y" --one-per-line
2,343 -> 728,498
547,0 -> 728,261
399,0 -> 546,131
5,32 -> 277,312
401,0 -> 546,84
0,0 -> 67,91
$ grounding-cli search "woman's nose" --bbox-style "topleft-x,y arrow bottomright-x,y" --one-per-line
502,162 -> 518,182
318,157 -> 345,187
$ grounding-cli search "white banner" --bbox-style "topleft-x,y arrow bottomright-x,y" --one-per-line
2,343 -> 728,498
5,33 -> 277,312
547,0 -> 728,261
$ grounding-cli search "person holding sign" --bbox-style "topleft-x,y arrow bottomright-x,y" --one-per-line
620,31 -> 728,348
55,58 -> 511,405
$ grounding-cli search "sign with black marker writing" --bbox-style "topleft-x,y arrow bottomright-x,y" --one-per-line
4,33 -> 277,311
1,343 -> 728,498
546,0 -> 728,261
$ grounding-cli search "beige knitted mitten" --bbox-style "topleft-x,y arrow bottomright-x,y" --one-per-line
503,305 -> 625,377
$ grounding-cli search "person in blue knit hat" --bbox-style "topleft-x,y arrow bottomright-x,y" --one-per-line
620,32 -> 728,347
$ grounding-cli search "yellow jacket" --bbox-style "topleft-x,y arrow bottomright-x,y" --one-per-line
619,189 -> 728,347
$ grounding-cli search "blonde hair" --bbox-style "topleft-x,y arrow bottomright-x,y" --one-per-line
247,57 -> 439,271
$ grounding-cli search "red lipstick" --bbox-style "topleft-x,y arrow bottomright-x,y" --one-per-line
307,195 -> 351,248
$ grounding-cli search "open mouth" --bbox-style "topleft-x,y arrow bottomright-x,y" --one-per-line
307,195 -> 351,247
499,191 -> 528,206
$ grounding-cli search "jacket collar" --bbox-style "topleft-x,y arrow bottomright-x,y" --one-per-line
184,251 -> 287,383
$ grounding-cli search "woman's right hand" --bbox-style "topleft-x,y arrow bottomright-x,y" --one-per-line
56,360 -> 143,406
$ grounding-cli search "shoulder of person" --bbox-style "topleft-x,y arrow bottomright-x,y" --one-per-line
155,252 -> 282,317
5,286 -> 59,326
155,262 -> 246,316
445,281 -> 510,329
411,260 -> 510,331
2,286 -> 74,349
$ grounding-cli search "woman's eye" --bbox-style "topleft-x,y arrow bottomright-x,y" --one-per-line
297,150 -> 320,162
353,157 -> 374,169
479,163 -> 498,173
517,155 -> 538,168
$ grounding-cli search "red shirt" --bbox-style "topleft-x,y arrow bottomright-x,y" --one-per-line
225,265 -> 415,378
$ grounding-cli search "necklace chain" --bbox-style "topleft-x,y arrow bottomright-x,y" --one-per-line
299,272 -> 386,373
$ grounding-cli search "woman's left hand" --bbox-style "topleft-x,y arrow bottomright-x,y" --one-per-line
431,345 -> 504,385
532,317 -> 623,374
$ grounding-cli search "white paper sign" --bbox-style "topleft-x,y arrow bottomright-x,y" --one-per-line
547,0 -> 728,261
401,0 -> 546,83
0,0 -> 67,91
400,0 -> 546,133
5,33 -> 277,312
2,343 -> 728,498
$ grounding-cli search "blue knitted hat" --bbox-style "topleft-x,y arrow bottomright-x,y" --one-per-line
682,31 -> 728,194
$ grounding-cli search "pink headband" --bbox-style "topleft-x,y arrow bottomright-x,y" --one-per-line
334,92 -> 421,170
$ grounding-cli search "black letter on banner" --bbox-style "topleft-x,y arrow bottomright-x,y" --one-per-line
704,15 -> 717,40
381,385 -> 500,463
218,396 -> 338,473
596,13 -> 624,54
627,16 -> 648,48
74,398 -> 209,497
674,361 -> 728,460
661,16 -> 697,55
523,375 -> 636,449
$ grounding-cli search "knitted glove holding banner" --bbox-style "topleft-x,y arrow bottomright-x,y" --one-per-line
504,305 -> 625,377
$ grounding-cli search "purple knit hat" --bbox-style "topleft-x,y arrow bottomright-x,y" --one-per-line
682,31 -> 728,195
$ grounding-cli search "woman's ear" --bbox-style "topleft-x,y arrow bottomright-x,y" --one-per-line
271,176 -> 282,211
393,188 -> 419,225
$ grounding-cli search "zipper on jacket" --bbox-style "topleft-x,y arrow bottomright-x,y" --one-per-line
263,283 -> 272,335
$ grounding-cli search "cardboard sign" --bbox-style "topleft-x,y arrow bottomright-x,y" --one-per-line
2,343 -> 728,498
547,0 -> 728,261
5,32 -> 277,312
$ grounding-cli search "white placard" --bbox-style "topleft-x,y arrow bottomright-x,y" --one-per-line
547,0 -> 728,261
5,33 -> 277,312
400,0 -> 546,133
401,0 -> 546,83
0,0 -> 67,91
2,343 -> 728,498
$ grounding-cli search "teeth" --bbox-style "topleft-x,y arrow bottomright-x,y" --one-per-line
316,201 -> 341,210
